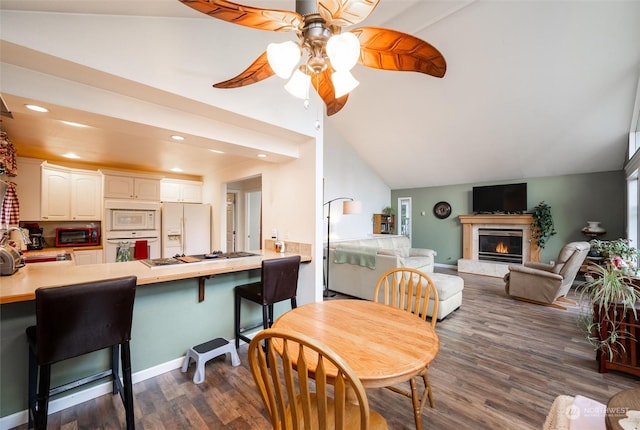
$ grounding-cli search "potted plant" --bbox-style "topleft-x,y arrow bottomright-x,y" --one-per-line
589,238 -> 640,275
381,206 -> 395,216
531,201 -> 556,249
577,264 -> 640,362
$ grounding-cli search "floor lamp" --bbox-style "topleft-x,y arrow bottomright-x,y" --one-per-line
324,197 -> 361,297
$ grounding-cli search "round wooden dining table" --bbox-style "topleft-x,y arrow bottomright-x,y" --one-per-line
271,299 -> 440,389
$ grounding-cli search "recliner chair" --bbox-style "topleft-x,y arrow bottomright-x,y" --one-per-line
504,241 -> 590,309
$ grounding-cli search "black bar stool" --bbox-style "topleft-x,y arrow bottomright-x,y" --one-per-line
234,255 -> 301,348
26,276 -> 137,430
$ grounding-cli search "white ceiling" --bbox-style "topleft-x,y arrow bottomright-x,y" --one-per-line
1,0 -> 639,188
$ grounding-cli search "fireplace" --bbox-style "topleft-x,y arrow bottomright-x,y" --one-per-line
478,229 -> 523,264
458,214 -> 540,277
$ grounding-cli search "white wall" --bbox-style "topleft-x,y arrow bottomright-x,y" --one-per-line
213,137 -> 322,304
323,126 -> 391,241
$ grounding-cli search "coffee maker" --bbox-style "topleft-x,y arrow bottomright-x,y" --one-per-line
25,225 -> 45,250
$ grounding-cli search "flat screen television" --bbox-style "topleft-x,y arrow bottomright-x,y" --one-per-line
472,183 -> 527,214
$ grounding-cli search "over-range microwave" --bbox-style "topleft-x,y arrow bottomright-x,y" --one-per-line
55,227 -> 100,247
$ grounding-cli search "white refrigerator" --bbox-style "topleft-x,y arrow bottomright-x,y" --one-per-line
161,202 -> 211,257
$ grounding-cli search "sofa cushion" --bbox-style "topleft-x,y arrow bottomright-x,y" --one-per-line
378,247 -> 409,258
401,256 -> 432,270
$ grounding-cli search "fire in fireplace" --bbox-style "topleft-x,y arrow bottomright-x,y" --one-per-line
478,228 -> 523,264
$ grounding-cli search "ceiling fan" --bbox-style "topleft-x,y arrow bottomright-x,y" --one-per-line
178,0 -> 447,116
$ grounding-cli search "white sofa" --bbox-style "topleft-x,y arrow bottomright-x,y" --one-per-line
327,235 -> 436,301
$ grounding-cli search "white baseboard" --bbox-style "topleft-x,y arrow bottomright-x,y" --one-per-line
0,356 -> 186,430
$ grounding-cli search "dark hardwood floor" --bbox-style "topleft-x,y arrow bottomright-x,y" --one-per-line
16,269 -> 639,429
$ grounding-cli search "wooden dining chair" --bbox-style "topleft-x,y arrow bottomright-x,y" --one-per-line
248,328 -> 388,430
374,267 -> 439,429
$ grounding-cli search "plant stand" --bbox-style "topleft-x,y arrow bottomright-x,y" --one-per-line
595,302 -> 640,377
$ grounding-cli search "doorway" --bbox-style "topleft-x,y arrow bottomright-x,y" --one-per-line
226,175 -> 262,252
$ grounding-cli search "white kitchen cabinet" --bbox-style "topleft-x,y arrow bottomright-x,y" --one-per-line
74,249 -> 103,265
41,163 -> 103,221
160,179 -> 203,203
71,172 -> 103,220
104,174 -> 160,201
41,164 -> 70,220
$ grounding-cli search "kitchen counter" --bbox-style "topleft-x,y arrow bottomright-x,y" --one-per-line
1,243 -> 314,423
1,249 -> 311,304
21,245 -> 104,254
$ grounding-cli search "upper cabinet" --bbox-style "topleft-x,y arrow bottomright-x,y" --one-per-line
160,179 -> 203,203
41,162 -> 103,221
103,171 -> 161,201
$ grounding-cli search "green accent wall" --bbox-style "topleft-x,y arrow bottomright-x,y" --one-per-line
391,171 -> 625,264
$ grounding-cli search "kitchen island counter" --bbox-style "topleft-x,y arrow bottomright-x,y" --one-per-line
1,250 -> 311,304
1,245 -> 314,425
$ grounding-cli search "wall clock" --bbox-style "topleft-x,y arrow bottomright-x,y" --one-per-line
433,201 -> 452,219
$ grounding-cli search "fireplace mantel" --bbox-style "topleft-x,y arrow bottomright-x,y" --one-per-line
458,214 -> 540,277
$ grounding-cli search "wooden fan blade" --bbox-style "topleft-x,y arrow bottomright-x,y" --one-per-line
352,26 -> 446,78
312,69 -> 349,116
316,0 -> 379,27
213,51 -> 274,88
178,0 -> 301,32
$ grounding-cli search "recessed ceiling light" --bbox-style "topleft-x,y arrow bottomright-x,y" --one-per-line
171,135 -> 185,141
170,167 -> 183,172
25,104 -> 49,113
61,120 -> 88,128
257,153 -> 267,158
62,152 -> 81,159
210,149 -> 225,154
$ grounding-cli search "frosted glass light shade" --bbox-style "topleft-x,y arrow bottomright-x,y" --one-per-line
332,70 -> 359,98
284,69 -> 311,99
326,32 -> 360,71
266,41 -> 301,79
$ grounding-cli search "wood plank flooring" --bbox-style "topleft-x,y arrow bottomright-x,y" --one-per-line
15,269 -> 639,429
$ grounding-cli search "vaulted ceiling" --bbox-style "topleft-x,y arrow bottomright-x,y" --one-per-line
1,1 -> 639,188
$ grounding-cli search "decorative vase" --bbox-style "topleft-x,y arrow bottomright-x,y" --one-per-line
583,221 -> 605,233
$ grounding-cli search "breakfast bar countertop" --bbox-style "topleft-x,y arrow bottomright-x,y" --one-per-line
1,250 -> 311,304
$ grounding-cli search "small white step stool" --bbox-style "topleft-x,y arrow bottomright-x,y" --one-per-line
181,337 -> 241,384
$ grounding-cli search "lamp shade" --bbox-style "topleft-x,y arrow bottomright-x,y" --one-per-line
343,200 -> 361,214
326,32 -> 360,72
284,68 -> 311,99
266,41 -> 301,79
332,70 -> 360,98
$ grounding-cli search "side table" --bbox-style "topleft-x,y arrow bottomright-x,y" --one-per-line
606,388 -> 640,430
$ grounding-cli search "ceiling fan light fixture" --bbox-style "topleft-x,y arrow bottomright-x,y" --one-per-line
284,68 -> 311,99
266,41 -> 301,79
326,32 -> 360,71
332,70 -> 359,98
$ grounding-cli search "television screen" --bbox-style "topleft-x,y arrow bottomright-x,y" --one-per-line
472,183 -> 527,214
